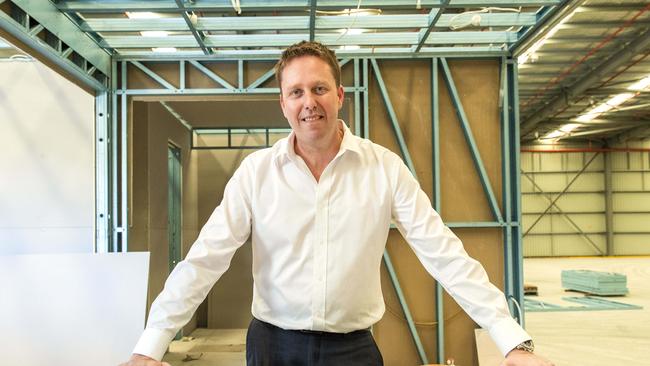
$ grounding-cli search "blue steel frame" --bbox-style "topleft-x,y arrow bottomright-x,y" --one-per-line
103,55 -> 524,364
0,0 -> 566,361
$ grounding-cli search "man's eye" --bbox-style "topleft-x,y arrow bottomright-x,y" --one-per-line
290,89 -> 302,96
315,86 -> 327,94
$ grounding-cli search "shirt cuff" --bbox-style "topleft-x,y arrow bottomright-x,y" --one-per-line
487,317 -> 532,356
132,328 -> 176,361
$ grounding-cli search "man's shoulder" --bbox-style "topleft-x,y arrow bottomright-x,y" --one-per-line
353,136 -> 403,165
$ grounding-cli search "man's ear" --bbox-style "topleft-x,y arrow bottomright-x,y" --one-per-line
337,85 -> 344,109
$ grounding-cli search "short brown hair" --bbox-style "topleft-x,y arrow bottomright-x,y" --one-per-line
275,41 -> 341,90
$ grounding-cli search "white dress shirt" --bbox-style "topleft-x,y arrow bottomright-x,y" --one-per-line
133,120 -> 531,360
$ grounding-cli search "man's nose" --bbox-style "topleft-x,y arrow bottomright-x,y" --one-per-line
303,92 -> 317,110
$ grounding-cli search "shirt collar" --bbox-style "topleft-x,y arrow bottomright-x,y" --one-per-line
274,120 -> 361,165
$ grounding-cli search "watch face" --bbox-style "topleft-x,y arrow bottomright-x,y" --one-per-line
517,340 -> 535,353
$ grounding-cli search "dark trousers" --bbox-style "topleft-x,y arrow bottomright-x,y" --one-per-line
246,318 -> 384,366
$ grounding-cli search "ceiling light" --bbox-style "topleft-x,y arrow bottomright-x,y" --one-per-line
518,10 -> 576,65
152,47 -> 177,53
141,31 -> 169,37
542,123 -> 580,140
628,75 -> 650,91
126,12 -> 161,19
575,92 -> 635,122
339,45 -> 360,50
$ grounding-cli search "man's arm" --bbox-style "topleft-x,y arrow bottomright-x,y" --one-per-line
125,161 -> 254,362
118,354 -> 171,366
388,156 -> 534,357
503,349 -> 554,366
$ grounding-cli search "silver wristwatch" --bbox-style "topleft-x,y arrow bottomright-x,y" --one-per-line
514,340 -> 535,353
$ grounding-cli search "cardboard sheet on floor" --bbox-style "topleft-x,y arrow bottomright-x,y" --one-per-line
0,252 -> 149,366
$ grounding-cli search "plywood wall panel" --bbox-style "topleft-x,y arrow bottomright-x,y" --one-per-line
367,59 -> 505,366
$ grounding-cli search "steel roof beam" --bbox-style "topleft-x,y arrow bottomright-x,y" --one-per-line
5,0 -> 110,75
57,0 -> 561,13
174,0 -> 212,55
82,13 -> 537,32
520,26 -> 650,137
414,0 -> 450,53
609,123 -> 650,143
101,31 -> 519,48
511,0 -> 578,56
114,46 -> 507,60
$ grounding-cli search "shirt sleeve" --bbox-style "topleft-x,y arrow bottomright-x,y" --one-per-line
389,156 -> 530,356
132,159 -> 253,361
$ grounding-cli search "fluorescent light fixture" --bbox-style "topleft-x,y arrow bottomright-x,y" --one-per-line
518,10 -> 576,65
542,123 -> 581,141
141,31 -> 169,37
339,45 -> 360,50
126,12 -> 161,19
152,47 -> 177,53
628,75 -> 650,91
575,92 -> 635,122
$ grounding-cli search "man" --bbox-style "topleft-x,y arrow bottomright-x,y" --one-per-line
120,41 -> 553,366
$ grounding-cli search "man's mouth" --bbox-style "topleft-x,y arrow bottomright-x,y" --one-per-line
301,115 -> 323,122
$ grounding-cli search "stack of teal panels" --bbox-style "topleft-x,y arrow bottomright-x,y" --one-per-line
561,269 -> 629,296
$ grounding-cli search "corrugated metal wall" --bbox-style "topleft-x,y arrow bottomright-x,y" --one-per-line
521,140 -> 650,257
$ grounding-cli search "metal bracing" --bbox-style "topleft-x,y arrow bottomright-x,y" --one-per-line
414,1 -> 450,53
523,152 -> 601,239
366,60 -> 428,365
115,59 -> 362,95
0,0 -> 109,90
521,171 -> 605,255
440,58 -> 504,223
174,0 -> 212,55
369,59 -> 418,181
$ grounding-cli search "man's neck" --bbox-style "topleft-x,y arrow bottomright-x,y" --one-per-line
294,124 -> 344,182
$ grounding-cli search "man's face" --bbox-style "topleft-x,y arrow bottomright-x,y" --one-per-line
279,55 -> 344,147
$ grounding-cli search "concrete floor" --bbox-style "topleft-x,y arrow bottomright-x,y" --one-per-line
163,328 -> 246,366
162,256 -> 650,366
524,256 -> 650,366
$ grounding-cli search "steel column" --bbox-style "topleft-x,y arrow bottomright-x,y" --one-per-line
431,57 -> 445,364
604,152 -> 614,255
506,59 -> 525,324
95,91 -> 109,253
500,57 -> 515,309
120,60 -> 128,252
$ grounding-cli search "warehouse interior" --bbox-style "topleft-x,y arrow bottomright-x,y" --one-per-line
1,1 -> 649,366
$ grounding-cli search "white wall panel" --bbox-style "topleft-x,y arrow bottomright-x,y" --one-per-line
0,61 -> 93,255
612,235 -> 650,255
613,193 -> 650,211
613,213 -> 650,232
521,148 -> 650,257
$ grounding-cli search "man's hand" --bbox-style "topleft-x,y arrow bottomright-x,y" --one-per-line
500,350 -> 554,366
118,353 -> 171,366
